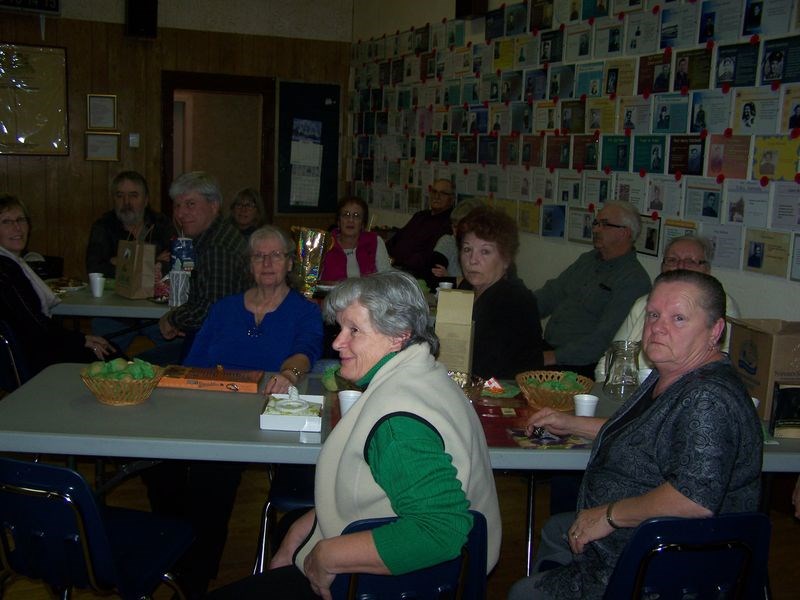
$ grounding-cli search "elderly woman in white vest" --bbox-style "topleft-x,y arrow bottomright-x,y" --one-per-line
209,270 -> 501,600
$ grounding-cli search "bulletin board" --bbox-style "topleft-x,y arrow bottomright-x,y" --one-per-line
276,81 -> 341,214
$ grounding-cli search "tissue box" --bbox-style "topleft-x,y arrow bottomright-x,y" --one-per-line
259,394 -> 323,432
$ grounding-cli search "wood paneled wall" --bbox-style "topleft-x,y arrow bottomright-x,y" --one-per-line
0,15 -> 349,277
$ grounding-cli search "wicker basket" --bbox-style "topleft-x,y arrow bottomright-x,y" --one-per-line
80,366 -> 165,406
448,371 -> 486,402
515,370 -> 594,412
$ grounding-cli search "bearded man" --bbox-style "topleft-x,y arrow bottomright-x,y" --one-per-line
86,170 -> 174,277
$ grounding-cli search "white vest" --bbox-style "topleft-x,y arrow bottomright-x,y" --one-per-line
294,343 -> 501,574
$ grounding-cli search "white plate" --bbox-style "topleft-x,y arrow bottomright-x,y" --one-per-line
46,279 -> 86,292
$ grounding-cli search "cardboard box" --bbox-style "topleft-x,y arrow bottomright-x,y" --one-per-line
768,381 -> 800,439
157,365 -> 265,393
435,289 -> 475,374
728,318 -> 800,419
259,394 -> 323,432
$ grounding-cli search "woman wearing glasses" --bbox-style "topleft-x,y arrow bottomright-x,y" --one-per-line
184,224 -> 322,394
228,188 -> 265,239
320,196 -> 391,282
0,194 -> 115,383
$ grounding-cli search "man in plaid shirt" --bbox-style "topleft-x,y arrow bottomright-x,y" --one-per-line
158,171 -> 249,347
146,171 -> 250,598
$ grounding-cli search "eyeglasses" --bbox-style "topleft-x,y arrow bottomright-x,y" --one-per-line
592,219 -> 627,229
431,190 -> 453,197
250,251 -> 289,263
340,211 -> 362,219
234,202 -> 256,209
0,216 -> 28,228
663,256 -> 708,268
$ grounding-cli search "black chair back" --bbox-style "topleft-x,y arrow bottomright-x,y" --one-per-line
603,512 -> 771,600
0,457 -> 193,599
330,509 -> 488,600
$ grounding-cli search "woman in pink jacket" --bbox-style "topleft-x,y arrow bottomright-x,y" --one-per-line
320,197 -> 391,281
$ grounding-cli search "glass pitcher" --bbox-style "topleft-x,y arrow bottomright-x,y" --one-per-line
603,340 -> 641,402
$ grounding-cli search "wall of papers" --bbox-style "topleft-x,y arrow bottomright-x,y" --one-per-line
346,0 -> 800,283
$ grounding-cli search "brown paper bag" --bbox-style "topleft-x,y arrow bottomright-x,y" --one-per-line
115,240 -> 155,299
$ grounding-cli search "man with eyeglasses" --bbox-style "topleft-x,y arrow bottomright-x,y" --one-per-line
595,235 -> 740,380
535,200 -> 651,379
386,178 -> 455,284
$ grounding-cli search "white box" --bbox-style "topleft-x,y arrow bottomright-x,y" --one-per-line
259,394 -> 323,432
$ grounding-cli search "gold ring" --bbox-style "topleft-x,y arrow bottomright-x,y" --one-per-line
573,533 -> 578,539
270,375 -> 278,381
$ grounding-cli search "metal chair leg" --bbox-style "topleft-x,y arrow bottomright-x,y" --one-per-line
253,499 -> 275,574
526,472 -> 536,576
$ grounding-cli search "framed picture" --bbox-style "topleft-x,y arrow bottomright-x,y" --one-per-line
87,94 -> 117,130
0,43 -> 69,155
636,214 -> 662,256
85,132 -> 120,161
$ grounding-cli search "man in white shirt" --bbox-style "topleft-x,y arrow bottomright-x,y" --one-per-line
595,235 -> 740,380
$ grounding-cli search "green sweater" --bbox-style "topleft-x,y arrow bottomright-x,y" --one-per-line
357,351 -> 472,573
367,415 -> 472,573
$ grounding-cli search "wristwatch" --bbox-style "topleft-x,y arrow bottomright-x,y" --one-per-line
283,367 -> 303,381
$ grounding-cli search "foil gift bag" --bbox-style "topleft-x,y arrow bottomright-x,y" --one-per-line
293,227 -> 328,298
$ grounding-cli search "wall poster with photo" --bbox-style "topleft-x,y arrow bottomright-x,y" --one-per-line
714,43 -> 759,88
698,0 -> 745,44
699,222 -> 744,270
636,213 -> 662,256
732,87 -> 780,135
724,179 -> 769,226
567,207 -> 595,244
542,204 -> 566,237
706,134 -> 751,179
791,232 -> 800,282
685,178 -> 724,222
743,227 -> 791,277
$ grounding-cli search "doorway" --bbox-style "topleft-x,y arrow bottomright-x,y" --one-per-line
161,72 -> 276,218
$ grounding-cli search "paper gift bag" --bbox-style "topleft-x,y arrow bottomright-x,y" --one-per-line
115,240 -> 155,299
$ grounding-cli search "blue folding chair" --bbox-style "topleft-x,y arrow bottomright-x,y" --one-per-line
329,510 -> 488,600
0,457 -> 194,600
603,512 -> 771,600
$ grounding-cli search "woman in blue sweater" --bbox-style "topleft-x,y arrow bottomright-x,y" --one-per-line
185,224 -> 323,393
143,225 -> 322,598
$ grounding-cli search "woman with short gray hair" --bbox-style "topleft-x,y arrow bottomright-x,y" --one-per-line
323,270 -> 437,353
209,270 -> 501,600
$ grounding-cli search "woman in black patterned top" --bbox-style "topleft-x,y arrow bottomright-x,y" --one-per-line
509,270 -> 762,600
